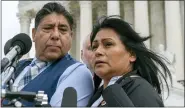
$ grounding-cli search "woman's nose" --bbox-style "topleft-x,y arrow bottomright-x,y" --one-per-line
95,46 -> 104,57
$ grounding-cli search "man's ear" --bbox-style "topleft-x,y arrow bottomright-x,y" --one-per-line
81,50 -> 83,60
32,28 -> 36,42
70,31 -> 73,38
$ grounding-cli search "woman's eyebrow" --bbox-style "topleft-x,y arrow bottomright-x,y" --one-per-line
93,40 -> 98,43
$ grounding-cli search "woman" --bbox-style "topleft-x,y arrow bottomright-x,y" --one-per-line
87,16 -> 172,107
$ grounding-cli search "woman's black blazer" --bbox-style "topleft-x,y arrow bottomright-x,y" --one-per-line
87,70 -> 164,107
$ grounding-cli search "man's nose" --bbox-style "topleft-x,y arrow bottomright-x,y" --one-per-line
51,27 -> 60,40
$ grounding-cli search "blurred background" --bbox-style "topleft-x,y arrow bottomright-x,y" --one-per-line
1,1 -> 184,106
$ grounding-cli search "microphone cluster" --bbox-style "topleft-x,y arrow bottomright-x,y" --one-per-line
1,33 -> 32,72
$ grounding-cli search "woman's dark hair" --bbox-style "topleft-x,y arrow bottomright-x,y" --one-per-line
35,2 -> 74,30
91,15 -> 172,97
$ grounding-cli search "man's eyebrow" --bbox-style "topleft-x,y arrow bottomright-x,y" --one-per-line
41,23 -> 69,28
59,24 -> 69,28
42,23 -> 54,26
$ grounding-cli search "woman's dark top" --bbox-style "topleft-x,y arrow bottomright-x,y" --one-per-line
87,70 -> 164,107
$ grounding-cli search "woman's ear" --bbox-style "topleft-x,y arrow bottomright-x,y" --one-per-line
129,51 -> 136,62
32,28 -> 36,42
130,55 -> 136,62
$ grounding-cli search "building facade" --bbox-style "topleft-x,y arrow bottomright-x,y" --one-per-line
17,1 -> 184,82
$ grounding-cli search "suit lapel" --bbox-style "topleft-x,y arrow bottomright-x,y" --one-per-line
87,86 -> 103,107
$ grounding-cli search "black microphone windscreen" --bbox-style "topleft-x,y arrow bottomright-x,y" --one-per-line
4,39 -> 12,55
11,33 -> 32,55
61,87 -> 77,107
6,91 -> 36,102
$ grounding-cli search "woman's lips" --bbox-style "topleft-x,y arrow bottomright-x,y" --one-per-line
95,60 -> 106,66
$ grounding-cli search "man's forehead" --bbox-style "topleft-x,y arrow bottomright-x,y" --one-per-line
85,39 -> 91,45
39,13 -> 70,26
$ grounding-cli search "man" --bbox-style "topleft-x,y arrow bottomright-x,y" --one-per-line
81,34 -> 94,73
81,34 -> 104,96
3,2 -> 94,107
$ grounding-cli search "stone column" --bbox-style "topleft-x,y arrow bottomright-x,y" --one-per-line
17,11 -> 32,59
165,1 -> 184,80
148,1 -> 166,51
75,17 -> 80,61
107,1 -> 120,16
79,1 -> 92,61
180,1 -> 184,44
134,1 -> 150,48
17,12 -> 31,35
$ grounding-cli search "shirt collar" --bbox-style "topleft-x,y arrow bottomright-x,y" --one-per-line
31,53 -> 70,67
30,57 -> 51,67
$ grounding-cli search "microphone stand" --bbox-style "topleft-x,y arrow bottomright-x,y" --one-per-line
1,89 -> 49,107
1,56 -> 18,90
1,57 -> 50,107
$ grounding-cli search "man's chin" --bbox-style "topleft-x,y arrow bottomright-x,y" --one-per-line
45,54 -> 62,61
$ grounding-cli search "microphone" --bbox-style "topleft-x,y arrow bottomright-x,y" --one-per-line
2,89 -> 49,107
4,38 -> 23,60
1,89 -> 36,102
61,87 -> 77,107
4,39 -> 12,55
1,33 -> 32,72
